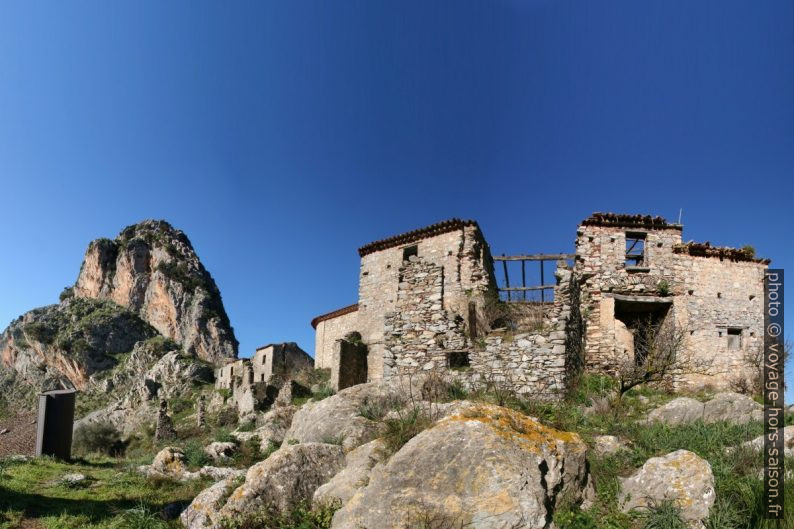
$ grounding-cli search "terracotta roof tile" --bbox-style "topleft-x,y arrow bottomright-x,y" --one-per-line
358,218 -> 479,256
311,303 -> 359,329
580,212 -> 682,231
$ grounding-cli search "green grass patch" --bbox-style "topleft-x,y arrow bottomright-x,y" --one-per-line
0,455 -> 209,528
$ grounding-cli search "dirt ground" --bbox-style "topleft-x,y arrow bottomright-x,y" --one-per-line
0,412 -> 37,457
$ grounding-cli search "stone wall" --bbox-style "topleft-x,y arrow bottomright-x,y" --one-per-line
313,308 -> 359,370
382,256 -> 582,398
575,220 -> 766,390
358,224 -> 496,382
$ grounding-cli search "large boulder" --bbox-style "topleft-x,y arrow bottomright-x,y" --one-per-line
215,443 -> 345,524
619,450 -> 715,525
647,393 -> 764,426
646,397 -> 704,426
313,439 -> 387,507
73,219 -> 238,363
331,404 -> 594,529
284,383 -> 390,451
146,446 -> 188,477
701,392 -> 763,424
181,476 -> 242,529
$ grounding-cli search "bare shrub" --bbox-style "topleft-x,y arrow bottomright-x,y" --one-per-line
611,315 -> 710,399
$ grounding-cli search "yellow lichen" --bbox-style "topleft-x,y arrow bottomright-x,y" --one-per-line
444,404 -> 583,454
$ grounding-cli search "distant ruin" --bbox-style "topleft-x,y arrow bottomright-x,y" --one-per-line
214,343 -> 313,413
311,214 -> 769,397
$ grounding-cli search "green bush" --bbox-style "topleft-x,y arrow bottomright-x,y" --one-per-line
59,286 -> 74,302
72,421 -> 124,456
215,428 -> 237,443
183,439 -> 210,468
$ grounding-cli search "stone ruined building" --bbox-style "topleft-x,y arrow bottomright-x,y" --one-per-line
312,219 -> 583,397
216,342 -> 313,390
577,212 -> 768,390
312,214 -> 769,397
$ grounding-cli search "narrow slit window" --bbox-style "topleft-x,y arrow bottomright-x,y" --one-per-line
727,328 -> 742,350
402,245 -> 418,261
625,232 -> 646,267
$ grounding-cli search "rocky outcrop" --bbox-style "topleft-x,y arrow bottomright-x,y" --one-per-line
211,443 -> 345,526
74,343 -> 213,434
0,298 -> 158,392
138,446 -> 245,482
284,383 -> 390,452
313,439 -> 387,507
231,405 -> 297,451
647,392 -> 763,426
181,477 -> 242,529
74,220 -> 237,363
619,450 -> 715,525
331,404 -> 594,529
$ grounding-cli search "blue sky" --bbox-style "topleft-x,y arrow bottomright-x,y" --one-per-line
0,1 -> 791,399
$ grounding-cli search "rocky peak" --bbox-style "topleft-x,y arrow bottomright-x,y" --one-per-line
73,220 -> 237,364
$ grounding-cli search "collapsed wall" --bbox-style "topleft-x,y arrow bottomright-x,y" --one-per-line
382,255 -> 582,398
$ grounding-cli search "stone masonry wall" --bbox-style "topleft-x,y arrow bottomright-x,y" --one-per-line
383,256 -> 582,399
314,309 -> 359,370
575,222 -> 766,390
358,224 -> 496,382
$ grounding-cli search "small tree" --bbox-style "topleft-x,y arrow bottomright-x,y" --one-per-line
612,314 -> 709,399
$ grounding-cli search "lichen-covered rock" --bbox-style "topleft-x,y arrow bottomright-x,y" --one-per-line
73,220 -> 237,363
646,397 -> 704,426
647,393 -> 763,426
216,443 -> 345,523
181,476 -> 242,529
619,450 -> 715,525
284,383 -> 388,451
205,442 -> 237,461
331,404 -> 594,529
150,446 -> 187,476
313,439 -> 387,507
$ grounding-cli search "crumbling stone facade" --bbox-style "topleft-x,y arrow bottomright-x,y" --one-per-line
313,219 -> 583,398
577,213 -> 768,390
313,214 -> 768,397
216,343 -> 313,390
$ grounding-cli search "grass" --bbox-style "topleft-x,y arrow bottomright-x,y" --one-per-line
217,500 -> 339,529
533,378 -> 794,529
381,407 -> 433,455
0,455 -> 209,529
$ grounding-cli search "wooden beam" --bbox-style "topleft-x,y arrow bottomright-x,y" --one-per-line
521,260 -> 526,301
501,257 -> 510,301
499,285 -> 556,292
493,254 -> 574,262
540,261 -> 545,303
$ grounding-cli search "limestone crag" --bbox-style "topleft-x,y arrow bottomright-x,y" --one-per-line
74,220 -> 237,363
0,298 -> 158,392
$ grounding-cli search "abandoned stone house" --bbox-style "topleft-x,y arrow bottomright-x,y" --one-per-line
215,342 -> 313,391
312,214 -> 769,397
